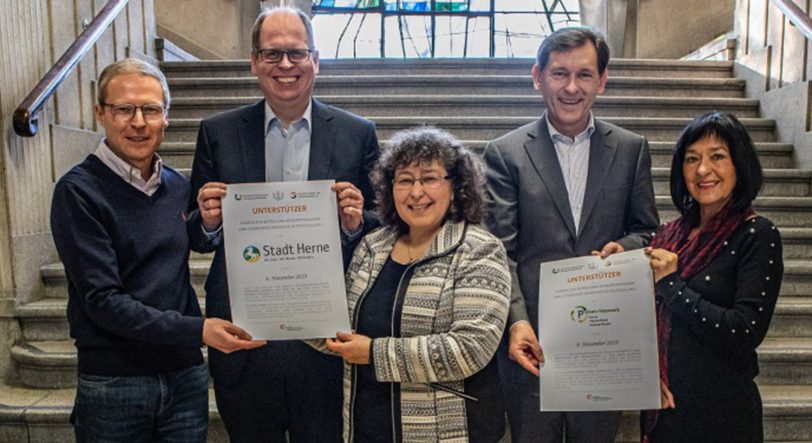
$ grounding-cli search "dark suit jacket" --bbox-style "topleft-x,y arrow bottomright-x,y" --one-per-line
187,99 -> 380,385
484,115 -> 659,328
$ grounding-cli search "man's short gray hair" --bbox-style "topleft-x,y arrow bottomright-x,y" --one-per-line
97,58 -> 170,107
251,7 -> 316,51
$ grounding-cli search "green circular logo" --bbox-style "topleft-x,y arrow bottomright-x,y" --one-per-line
243,246 -> 261,263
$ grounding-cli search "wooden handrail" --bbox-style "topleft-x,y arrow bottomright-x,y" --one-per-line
13,0 -> 129,137
771,0 -> 812,42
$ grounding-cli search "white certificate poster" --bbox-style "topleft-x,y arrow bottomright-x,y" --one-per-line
221,180 -> 351,340
538,249 -> 660,411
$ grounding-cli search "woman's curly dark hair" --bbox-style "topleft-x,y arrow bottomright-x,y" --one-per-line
371,127 -> 485,234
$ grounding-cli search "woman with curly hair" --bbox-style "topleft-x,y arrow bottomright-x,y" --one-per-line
314,127 -> 511,442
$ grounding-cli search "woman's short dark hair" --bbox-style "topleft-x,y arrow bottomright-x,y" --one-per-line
371,127 -> 485,233
670,111 -> 763,215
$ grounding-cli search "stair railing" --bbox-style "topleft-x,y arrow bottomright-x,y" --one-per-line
770,0 -> 812,42
13,0 -> 129,137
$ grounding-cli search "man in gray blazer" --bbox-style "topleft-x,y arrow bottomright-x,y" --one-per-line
484,27 -> 658,443
187,7 -> 379,442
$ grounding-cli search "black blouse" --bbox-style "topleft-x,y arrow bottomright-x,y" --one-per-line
651,216 -> 783,442
353,257 -> 410,442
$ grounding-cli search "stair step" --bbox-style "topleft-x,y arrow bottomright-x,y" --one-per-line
168,95 -> 760,119
10,341 -> 76,389
778,260 -> 812,297
757,337 -> 812,384
164,116 -> 775,143
9,341 -> 212,390
159,141 -> 796,170
167,76 -> 746,98
0,382 -> 807,442
771,298 -> 812,337
657,196 -> 812,228
161,58 -> 734,78
40,259 -> 212,300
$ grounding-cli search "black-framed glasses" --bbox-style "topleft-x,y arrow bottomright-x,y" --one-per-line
100,102 -> 166,122
254,48 -> 314,64
393,175 -> 451,190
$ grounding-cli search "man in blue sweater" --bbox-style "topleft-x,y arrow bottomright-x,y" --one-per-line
50,58 -> 265,442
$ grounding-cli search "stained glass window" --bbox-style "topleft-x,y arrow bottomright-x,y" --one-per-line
312,0 -> 581,58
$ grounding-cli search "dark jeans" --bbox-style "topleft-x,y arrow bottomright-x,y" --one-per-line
71,363 -> 209,443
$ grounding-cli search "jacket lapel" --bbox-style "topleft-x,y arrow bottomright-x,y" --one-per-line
523,117 -> 577,239
578,120 -> 618,235
239,100 -> 267,183
308,99 -> 336,180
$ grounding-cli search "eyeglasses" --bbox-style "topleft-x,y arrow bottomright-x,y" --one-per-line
101,103 -> 166,122
254,48 -> 314,64
393,175 -> 451,190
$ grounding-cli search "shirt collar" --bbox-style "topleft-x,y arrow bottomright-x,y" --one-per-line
546,112 -> 595,144
264,100 -> 312,136
93,138 -> 162,188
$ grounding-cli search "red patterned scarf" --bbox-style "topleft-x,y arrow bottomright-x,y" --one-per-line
641,202 -> 754,442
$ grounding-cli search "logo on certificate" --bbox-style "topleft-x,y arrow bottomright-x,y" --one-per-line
272,190 -> 285,201
242,246 -> 261,263
570,305 -> 588,323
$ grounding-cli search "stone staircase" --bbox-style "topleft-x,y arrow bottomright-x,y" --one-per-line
2,58 -> 812,442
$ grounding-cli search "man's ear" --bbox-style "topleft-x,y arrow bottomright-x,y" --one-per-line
531,64 -> 542,91
250,50 -> 259,76
94,103 -> 105,126
312,50 -> 320,75
597,68 -> 608,95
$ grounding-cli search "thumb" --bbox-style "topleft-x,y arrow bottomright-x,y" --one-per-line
335,331 -> 353,342
222,322 -> 254,341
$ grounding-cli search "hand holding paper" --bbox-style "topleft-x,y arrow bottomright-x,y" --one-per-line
509,322 -> 543,377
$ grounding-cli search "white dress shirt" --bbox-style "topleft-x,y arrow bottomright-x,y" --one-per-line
546,113 -> 595,235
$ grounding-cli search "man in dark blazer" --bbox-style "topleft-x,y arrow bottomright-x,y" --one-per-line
187,7 -> 379,443
484,27 -> 659,443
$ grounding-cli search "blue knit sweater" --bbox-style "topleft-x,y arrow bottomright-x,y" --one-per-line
51,155 -> 204,376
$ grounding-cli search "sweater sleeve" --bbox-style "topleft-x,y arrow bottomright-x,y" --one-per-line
371,235 -> 511,383
51,180 -> 204,347
655,218 -> 782,354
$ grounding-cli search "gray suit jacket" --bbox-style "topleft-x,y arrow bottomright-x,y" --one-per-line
484,115 -> 659,328
187,98 -> 380,385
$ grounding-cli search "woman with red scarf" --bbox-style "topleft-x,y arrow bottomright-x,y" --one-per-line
641,112 -> 783,442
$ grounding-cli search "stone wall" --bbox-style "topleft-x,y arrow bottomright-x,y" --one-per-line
734,0 -> 812,168
631,0 -> 735,58
154,0 -> 260,60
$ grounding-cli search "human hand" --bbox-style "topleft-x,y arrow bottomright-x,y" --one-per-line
202,318 -> 266,353
660,379 -> 676,409
326,331 -> 371,364
646,247 -> 679,283
508,322 -> 543,377
332,182 -> 363,233
591,241 -> 625,259
197,182 -> 227,232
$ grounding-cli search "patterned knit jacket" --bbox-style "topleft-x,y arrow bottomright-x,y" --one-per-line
315,220 -> 511,442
